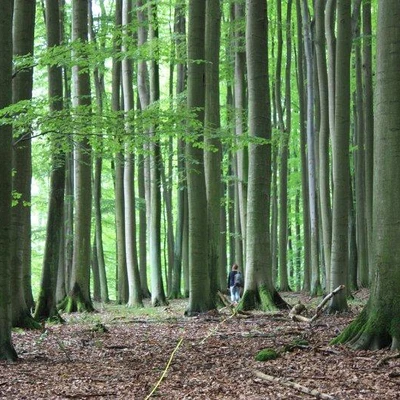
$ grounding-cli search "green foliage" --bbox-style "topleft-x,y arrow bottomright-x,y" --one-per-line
255,348 -> 279,362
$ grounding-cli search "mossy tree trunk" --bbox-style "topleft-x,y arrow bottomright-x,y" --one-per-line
333,0 -> 400,350
241,0 -> 287,312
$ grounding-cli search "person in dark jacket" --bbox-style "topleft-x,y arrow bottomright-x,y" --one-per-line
227,263 -> 242,304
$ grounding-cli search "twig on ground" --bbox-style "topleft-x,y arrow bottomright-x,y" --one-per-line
253,370 -> 337,400
377,352 -> 400,367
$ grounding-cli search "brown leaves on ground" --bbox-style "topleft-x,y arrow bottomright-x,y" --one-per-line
1,289 -> 399,399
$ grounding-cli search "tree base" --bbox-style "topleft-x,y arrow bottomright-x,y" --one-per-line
57,284 -> 95,313
331,305 -> 400,350
0,343 -> 18,361
13,311 -> 42,330
34,291 -> 64,323
240,285 -> 288,312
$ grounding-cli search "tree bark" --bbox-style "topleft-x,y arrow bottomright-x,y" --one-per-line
61,0 -> 94,313
241,0 -> 287,311
0,0 -> 19,361
315,0 -> 332,292
148,1 -> 167,306
333,0 -> 400,350
122,0 -> 142,308
328,0 -> 351,312
35,0 -> 66,321
11,0 -> 38,328
185,0 -> 213,315
301,0 -> 321,296
205,0 -> 222,303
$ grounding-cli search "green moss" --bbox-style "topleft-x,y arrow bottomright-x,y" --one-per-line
240,285 -> 287,312
283,338 -> 309,352
331,306 -> 368,345
255,348 -> 279,362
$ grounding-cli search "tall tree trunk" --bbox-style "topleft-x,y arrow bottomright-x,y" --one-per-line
136,0 -> 151,299
301,0 -> 321,296
354,18 -> 368,288
241,0 -> 286,311
333,0 -> 400,349
171,1 -> 186,299
362,1 -> 373,283
34,0 -> 66,321
122,0 -> 142,308
278,0 -> 293,292
148,1 -> 167,306
234,1 -> 247,268
11,0 -> 38,328
89,0 -> 109,304
315,0 -> 332,292
0,0 -> 18,360
205,0 -> 222,303
61,0 -> 94,313
296,0 -> 311,292
328,0 -> 351,312
185,0 -> 213,315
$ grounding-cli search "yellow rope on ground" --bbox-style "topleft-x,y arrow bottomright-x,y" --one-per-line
145,303 -> 238,398
145,336 -> 184,400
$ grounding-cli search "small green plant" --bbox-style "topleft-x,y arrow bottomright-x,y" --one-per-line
255,348 -> 279,362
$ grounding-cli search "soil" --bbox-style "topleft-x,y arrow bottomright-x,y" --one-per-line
1,289 -> 399,399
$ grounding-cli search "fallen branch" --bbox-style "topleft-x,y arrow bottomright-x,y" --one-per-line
377,352 -> 400,367
288,285 -> 345,324
310,285 -> 345,323
253,370 -> 337,400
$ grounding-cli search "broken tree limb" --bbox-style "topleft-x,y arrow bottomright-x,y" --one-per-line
289,302 -> 308,322
288,285 -> 346,324
253,370 -> 337,400
310,285 -> 345,323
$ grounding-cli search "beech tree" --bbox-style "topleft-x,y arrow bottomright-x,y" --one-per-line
185,0 -> 213,315
11,0 -> 38,328
59,0 -> 94,313
241,0 -> 286,311
333,0 -> 400,349
34,0 -> 65,321
0,0 -> 18,361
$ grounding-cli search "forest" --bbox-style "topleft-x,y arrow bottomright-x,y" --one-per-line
1,0 -> 400,398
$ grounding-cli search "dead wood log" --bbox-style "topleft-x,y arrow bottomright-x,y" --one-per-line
253,370 -> 337,400
288,285 -> 345,324
309,285 -> 345,323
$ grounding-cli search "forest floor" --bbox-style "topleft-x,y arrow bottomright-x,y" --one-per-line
1,289 -> 399,399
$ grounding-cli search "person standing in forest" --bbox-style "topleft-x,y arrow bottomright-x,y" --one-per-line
227,264 -> 243,304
